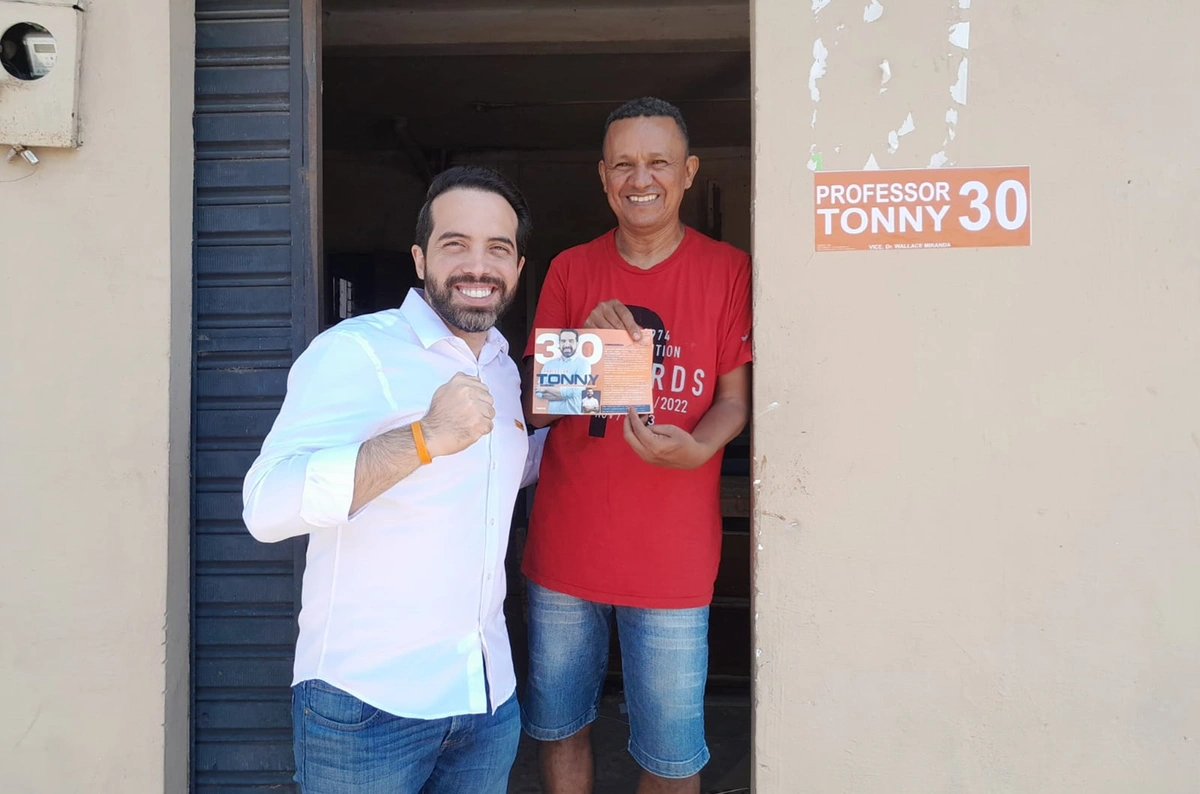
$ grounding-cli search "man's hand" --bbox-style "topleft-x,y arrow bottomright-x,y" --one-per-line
422,372 -> 495,458
535,387 -> 565,401
622,408 -> 715,470
350,372 -> 496,515
584,299 -> 643,341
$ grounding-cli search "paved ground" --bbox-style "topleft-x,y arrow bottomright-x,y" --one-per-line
508,692 -> 751,794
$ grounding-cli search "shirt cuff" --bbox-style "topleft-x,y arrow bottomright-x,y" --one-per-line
299,441 -> 363,526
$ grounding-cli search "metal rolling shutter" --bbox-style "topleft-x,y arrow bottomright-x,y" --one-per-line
192,0 -> 316,789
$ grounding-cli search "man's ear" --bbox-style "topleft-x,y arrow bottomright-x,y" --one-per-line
684,155 -> 700,190
411,244 -> 426,280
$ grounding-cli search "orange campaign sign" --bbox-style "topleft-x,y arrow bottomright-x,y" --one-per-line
813,166 -> 1031,252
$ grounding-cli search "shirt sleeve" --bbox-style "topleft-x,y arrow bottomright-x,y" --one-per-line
519,427 -> 549,489
524,255 -> 571,359
242,330 -> 380,543
716,252 -> 754,376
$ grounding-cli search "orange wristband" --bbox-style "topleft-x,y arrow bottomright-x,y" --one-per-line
411,421 -> 433,465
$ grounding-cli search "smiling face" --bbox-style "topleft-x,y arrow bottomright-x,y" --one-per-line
598,115 -> 700,236
559,329 -> 579,358
412,188 -> 525,335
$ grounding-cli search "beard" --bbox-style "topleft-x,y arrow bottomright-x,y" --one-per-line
424,274 -> 516,333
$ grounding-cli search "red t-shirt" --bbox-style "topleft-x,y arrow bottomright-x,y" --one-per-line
522,227 -> 753,608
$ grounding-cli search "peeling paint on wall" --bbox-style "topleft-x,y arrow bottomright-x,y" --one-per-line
887,112 -> 916,154
945,108 -> 959,142
949,21 -> 970,50
950,58 -> 969,105
809,38 -> 830,102
945,108 -> 959,143
818,0 -> 973,172
928,3 -> 971,168
944,3 -> 971,162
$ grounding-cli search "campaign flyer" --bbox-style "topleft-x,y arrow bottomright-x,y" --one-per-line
531,328 -> 653,416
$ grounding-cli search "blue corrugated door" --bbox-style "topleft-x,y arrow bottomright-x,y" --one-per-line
191,0 -> 317,789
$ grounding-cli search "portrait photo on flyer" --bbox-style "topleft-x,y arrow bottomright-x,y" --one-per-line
530,328 -> 653,416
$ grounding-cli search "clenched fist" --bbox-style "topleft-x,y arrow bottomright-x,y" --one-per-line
421,372 -> 496,458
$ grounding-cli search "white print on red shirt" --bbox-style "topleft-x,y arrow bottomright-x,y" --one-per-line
646,327 -> 706,413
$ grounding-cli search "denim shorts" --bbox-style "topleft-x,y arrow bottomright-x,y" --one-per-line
521,581 -> 711,779
292,679 -> 519,794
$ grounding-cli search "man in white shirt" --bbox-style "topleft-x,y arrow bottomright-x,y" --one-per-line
533,328 -> 593,414
580,387 -> 601,414
242,166 -> 541,794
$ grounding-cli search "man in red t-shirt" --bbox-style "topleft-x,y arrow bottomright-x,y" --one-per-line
521,98 -> 752,794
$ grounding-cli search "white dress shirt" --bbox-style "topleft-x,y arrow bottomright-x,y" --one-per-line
242,289 -> 543,719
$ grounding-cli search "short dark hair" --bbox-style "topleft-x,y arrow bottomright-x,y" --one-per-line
603,97 -> 690,153
414,166 -> 532,257
560,329 -> 580,340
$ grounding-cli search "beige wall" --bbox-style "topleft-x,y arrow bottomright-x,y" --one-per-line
0,1 -> 194,791
752,0 -> 1200,790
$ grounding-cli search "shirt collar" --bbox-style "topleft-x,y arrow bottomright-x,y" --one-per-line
399,288 -> 510,361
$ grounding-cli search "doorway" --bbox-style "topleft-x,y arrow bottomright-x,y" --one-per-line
319,1 -> 752,791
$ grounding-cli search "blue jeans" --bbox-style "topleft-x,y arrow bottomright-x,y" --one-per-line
521,581 -> 711,779
291,679 -> 520,794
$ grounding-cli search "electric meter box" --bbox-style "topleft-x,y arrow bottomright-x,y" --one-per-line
0,0 -> 84,148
